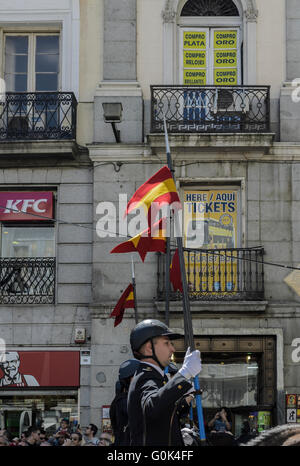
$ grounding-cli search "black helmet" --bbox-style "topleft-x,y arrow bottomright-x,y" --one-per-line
118,359 -> 140,381
130,319 -> 182,352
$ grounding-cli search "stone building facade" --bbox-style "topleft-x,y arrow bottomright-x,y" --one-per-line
0,0 -> 300,437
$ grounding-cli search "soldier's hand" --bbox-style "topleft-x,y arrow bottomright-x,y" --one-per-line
178,347 -> 202,379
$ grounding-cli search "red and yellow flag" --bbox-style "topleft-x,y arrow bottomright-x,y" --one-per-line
110,283 -> 135,327
125,166 -> 181,225
110,218 -> 166,262
170,248 -> 183,293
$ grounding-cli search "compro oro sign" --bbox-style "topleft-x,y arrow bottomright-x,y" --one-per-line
0,192 -> 53,221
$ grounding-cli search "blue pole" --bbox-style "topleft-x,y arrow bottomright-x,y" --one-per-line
193,376 -> 206,441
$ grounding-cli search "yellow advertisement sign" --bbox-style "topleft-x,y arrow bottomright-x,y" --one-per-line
184,51 -> 206,68
183,69 -> 206,85
214,30 -> 237,49
183,31 -> 206,49
184,190 -> 238,294
214,50 -> 237,68
214,69 -> 237,85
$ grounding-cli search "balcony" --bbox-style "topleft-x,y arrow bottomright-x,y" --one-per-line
0,92 -> 77,141
151,85 -> 270,134
0,257 -> 55,304
157,247 -> 264,302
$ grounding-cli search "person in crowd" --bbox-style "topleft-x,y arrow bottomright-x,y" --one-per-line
207,407 -> 236,446
0,435 -> 9,446
84,423 -> 99,446
110,358 -> 140,445
63,431 -> 83,446
127,319 -> 202,446
208,407 -> 232,433
98,432 -> 113,446
24,426 -> 41,446
54,418 -> 71,436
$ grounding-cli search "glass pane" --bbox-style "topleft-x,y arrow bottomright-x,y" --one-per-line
36,54 -> 59,73
200,362 -> 259,408
35,74 -> 58,92
4,74 -> 27,92
5,36 -> 28,54
5,54 -> 28,74
0,395 -> 78,438
36,36 -> 59,54
2,227 -> 55,257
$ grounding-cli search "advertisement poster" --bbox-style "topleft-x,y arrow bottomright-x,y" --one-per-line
184,189 -> 238,294
0,351 -> 80,388
213,30 -> 238,85
183,30 -> 207,85
258,411 -> 271,432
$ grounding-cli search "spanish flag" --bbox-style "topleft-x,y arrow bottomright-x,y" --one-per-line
110,218 -> 166,262
170,248 -> 183,293
125,166 -> 181,225
110,283 -> 135,327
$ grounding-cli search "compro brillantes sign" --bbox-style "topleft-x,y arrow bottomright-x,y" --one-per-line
0,351 -> 80,388
0,192 -> 53,221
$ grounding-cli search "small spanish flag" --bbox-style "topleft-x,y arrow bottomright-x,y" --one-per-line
110,218 -> 166,262
125,166 -> 181,225
170,248 -> 183,293
110,283 -> 135,327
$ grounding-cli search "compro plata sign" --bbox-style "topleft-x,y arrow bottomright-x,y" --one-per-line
183,31 -> 206,49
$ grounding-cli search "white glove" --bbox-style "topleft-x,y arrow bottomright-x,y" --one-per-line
178,347 -> 202,379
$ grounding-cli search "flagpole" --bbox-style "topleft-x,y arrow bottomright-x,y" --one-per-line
163,117 -> 172,328
163,116 -> 206,443
131,255 -> 138,324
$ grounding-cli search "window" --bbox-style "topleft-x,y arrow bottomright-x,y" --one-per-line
181,0 -> 239,17
0,191 -> 55,304
181,28 -> 241,86
1,226 -> 55,258
4,33 -> 60,92
178,0 -> 242,85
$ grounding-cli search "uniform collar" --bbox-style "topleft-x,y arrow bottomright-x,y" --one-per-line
140,361 -> 165,377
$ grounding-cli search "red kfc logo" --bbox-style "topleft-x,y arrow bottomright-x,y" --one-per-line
0,192 -> 53,221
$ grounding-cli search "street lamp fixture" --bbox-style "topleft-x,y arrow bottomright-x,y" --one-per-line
102,102 -> 123,143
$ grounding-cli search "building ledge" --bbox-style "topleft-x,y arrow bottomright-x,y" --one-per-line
0,140 -> 81,164
155,300 -> 268,314
148,132 -> 275,154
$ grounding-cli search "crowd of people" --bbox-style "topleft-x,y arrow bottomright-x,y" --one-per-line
0,420 -> 113,447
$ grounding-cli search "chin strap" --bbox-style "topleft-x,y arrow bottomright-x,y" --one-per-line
134,339 -> 165,371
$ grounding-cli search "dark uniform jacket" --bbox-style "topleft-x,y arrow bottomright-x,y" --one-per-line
127,362 -> 192,446
110,391 -> 130,446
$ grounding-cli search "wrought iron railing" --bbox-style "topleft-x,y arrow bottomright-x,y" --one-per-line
151,85 -> 270,133
0,257 -> 55,304
157,247 -> 264,301
0,92 -> 77,140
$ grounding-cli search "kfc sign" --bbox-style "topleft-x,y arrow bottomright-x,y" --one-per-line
0,192 -> 53,221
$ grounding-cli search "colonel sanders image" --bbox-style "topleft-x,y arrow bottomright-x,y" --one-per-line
0,352 -> 39,387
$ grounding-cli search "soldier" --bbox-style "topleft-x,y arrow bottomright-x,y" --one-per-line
127,319 -> 202,446
110,358 -> 140,445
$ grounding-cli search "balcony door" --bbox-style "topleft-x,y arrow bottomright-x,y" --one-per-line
3,34 -> 60,137
4,34 -> 60,92
180,27 -> 241,86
